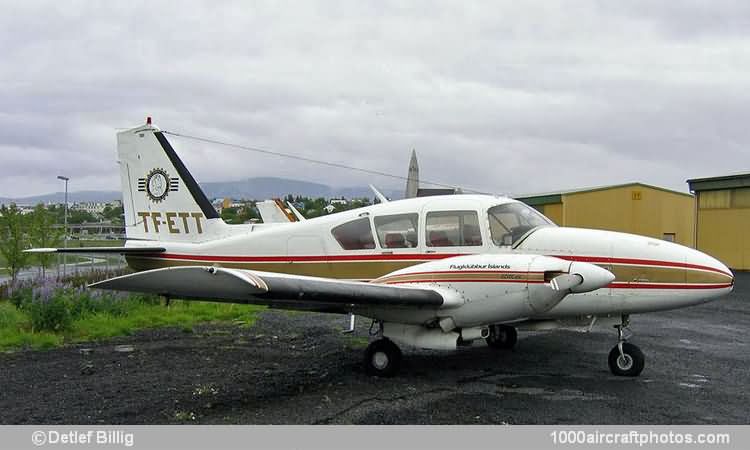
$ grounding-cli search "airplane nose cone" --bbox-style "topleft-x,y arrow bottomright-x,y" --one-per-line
686,247 -> 734,291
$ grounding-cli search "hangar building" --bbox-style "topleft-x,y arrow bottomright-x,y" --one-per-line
515,182 -> 695,247
688,173 -> 750,271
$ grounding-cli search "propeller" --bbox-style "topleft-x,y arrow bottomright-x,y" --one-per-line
530,258 -> 615,315
548,262 -> 615,293
549,273 -> 584,291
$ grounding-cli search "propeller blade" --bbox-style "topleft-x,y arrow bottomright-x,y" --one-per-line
549,273 -> 584,291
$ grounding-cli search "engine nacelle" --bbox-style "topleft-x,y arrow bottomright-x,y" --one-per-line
527,257 -> 615,314
383,323 -> 460,350
375,253 -> 614,329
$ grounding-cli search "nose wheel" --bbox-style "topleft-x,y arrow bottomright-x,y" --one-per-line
608,315 -> 645,376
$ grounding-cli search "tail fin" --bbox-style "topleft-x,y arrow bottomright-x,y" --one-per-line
118,119 -> 224,243
256,199 -> 298,223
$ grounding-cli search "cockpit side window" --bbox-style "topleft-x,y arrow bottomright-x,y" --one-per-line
488,202 -> 554,246
426,210 -> 482,247
332,217 -> 376,250
374,213 -> 419,248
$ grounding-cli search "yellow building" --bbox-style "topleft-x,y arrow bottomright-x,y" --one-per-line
516,182 -> 695,247
688,173 -> 750,270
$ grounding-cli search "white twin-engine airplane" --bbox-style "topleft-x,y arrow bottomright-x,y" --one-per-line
32,119 -> 734,377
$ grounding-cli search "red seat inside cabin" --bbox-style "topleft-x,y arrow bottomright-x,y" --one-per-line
429,230 -> 453,247
384,233 -> 406,248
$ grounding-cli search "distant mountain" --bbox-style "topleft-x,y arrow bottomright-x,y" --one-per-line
0,190 -> 123,205
202,177 -> 401,201
0,177 -> 403,205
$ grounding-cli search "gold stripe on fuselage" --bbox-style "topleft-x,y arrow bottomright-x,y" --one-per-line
612,265 -> 731,285
376,271 -> 544,284
126,256 -> 732,286
125,256 -> 420,279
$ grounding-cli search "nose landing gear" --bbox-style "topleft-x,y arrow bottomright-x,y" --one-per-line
608,315 -> 645,376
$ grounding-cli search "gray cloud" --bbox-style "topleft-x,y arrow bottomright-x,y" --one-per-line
1,1 -> 749,198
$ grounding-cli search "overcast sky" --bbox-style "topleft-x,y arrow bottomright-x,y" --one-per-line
2,1 -> 749,198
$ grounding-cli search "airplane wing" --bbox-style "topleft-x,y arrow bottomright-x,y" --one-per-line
90,266 -> 445,313
26,247 -> 166,254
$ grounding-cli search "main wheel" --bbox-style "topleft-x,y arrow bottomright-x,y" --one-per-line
486,324 -> 517,350
608,342 -> 645,377
364,339 -> 402,377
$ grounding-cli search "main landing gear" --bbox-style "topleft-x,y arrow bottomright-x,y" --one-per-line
485,324 -> 517,350
364,338 -> 402,377
608,314 -> 645,377
363,320 -> 402,377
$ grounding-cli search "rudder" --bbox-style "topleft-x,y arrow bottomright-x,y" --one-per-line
118,119 -> 224,243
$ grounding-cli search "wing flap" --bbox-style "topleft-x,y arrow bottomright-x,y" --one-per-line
90,266 -> 444,308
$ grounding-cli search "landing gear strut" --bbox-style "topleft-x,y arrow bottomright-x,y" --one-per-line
486,324 -> 517,350
608,314 -> 645,377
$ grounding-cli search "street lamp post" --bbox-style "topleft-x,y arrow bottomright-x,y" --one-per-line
57,175 -> 69,277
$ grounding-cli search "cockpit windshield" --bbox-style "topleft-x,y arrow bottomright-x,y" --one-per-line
488,202 -> 555,246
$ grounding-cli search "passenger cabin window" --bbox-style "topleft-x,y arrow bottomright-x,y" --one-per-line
374,213 -> 419,248
331,217 -> 376,250
425,211 -> 482,247
488,202 -> 554,246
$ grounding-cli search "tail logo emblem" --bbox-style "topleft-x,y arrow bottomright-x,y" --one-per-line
138,168 -> 179,203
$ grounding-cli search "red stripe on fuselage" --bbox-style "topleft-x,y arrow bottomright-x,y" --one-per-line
552,255 -> 732,278
609,282 -> 732,290
152,252 -> 460,262
385,279 -> 545,285
382,269 -> 545,276
382,278 -> 731,290
138,252 -> 730,279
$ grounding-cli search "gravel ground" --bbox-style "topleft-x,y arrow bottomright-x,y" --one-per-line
1,274 -> 748,425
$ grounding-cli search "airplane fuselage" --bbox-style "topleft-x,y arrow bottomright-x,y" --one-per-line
122,194 -> 733,325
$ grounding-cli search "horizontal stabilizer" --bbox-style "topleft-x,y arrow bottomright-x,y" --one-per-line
25,247 -> 165,254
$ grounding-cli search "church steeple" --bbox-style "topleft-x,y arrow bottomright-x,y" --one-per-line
404,149 -> 419,199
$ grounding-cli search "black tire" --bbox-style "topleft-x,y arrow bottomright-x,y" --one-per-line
364,339 -> 402,377
608,342 -> 645,377
486,324 -> 517,350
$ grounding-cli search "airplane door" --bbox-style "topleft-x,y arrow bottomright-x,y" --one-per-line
286,236 -> 330,278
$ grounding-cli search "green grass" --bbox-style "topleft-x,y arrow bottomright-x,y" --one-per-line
0,299 -> 264,352
0,302 -> 63,350
342,335 -> 370,349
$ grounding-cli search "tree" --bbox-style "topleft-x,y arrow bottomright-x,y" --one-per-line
220,206 -> 240,224
0,204 -> 31,283
29,204 -> 62,278
102,205 -> 124,223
